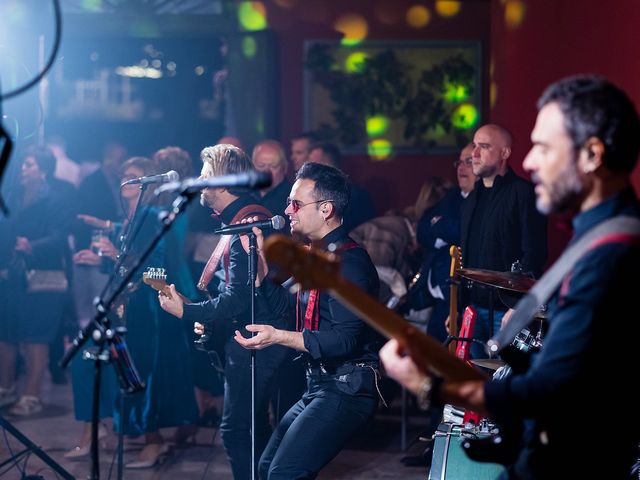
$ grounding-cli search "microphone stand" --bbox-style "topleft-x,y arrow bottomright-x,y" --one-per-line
247,232 -> 258,480
60,191 -> 198,480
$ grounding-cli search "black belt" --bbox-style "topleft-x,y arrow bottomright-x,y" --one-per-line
305,362 -> 377,376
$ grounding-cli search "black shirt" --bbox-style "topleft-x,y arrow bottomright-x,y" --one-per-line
484,188 -> 640,479
259,225 -> 381,367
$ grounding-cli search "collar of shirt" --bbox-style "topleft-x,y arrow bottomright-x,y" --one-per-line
217,195 -> 254,226
320,224 -> 348,248
571,187 -> 639,241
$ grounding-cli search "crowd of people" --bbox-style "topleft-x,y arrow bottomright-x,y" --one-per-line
1,73 -> 639,480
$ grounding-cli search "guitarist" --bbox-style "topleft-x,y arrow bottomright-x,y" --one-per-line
380,75 -> 640,479
158,144 -> 287,480
234,162 -> 382,480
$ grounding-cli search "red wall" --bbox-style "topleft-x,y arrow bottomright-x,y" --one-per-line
489,0 -> 640,260
264,0 -> 492,213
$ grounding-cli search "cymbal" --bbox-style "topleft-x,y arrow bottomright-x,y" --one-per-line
470,358 -> 505,370
456,268 -> 535,293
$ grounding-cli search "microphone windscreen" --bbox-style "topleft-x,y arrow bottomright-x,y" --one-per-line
272,215 -> 286,230
166,170 -> 180,182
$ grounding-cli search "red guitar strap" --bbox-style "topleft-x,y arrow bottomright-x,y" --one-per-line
295,240 -> 362,332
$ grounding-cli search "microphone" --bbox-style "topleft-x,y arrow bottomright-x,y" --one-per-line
122,170 -> 179,186
154,170 -> 272,195
214,215 -> 286,235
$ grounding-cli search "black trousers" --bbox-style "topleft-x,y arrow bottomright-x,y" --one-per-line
259,365 -> 378,479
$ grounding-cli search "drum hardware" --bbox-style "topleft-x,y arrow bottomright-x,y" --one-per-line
456,267 -> 535,293
470,358 -> 506,370
429,422 -> 506,480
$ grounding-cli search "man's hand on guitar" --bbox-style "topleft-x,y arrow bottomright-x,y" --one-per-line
194,322 -> 205,335
238,216 -> 269,286
157,283 -> 184,319
380,338 -> 430,395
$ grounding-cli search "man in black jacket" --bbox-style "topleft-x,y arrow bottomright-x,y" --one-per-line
158,144 -> 286,480
461,124 -> 547,358
234,162 -> 381,479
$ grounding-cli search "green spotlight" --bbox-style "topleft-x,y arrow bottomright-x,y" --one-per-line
366,115 -> 390,137
367,139 -> 393,160
443,82 -> 469,103
242,36 -> 258,58
344,51 -> 368,73
238,2 -> 268,31
451,103 -> 479,129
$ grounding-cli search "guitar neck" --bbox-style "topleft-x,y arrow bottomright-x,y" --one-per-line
329,277 -> 487,382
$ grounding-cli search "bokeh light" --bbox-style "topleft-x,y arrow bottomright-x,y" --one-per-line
334,14 -> 368,47
451,103 -> 479,129
435,1 -> 461,18
431,124 -> 447,139
490,81 -> 498,108
368,139 -> 394,160
406,5 -> 431,29
238,2 -> 268,31
82,0 -> 102,12
129,20 -> 159,37
366,115 -> 390,137
4,0 -> 28,22
374,2 -> 402,25
344,51 -> 369,74
443,82 -> 469,103
242,36 -> 258,58
505,0 -> 526,28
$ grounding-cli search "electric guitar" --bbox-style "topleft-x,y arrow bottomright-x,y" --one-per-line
142,267 -> 225,372
448,245 -> 462,353
263,235 -> 487,382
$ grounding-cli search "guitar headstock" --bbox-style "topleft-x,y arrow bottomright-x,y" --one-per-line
142,267 -> 167,293
449,245 -> 462,277
263,234 -> 341,291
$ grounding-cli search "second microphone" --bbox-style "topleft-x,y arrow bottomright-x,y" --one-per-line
214,215 -> 286,235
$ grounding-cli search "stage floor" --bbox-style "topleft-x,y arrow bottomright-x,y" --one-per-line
1,373 -> 429,479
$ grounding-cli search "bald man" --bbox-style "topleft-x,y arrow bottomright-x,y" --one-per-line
461,124 -> 547,358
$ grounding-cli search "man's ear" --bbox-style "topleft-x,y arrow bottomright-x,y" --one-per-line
501,146 -> 512,161
580,137 -> 604,173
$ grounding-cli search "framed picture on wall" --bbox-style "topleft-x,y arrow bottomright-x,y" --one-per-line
303,40 -> 482,158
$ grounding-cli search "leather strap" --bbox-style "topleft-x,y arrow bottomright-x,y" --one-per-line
197,203 -> 272,291
489,215 -> 640,353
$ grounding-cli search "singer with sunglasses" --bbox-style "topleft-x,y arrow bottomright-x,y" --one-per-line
234,162 -> 383,479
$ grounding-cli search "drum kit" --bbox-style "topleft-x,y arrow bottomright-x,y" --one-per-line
453,267 -> 546,370
426,267 -> 547,478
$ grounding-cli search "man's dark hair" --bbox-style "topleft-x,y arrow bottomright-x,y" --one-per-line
292,131 -> 320,144
25,145 -> 57,178
538,75 -> 640,172
310,142 -> 342,168
296,162 -> 351,218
